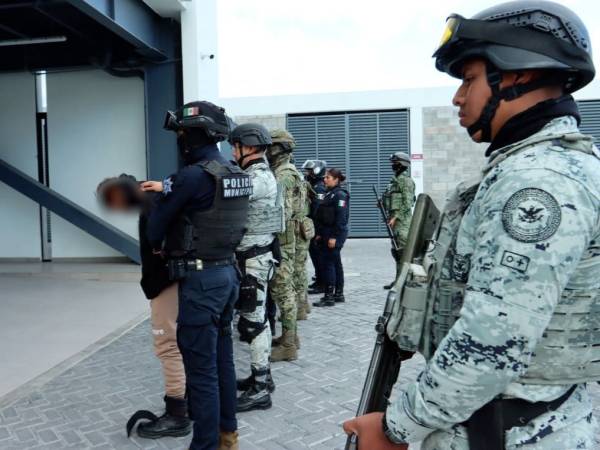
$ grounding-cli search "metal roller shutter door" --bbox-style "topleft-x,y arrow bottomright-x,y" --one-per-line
578,100 -> 600,146
287,109 -> 409,237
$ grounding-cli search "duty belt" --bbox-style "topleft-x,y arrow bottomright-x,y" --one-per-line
464,384 -> 577,450
235,244 -> 272,262
167,256 -> 236,280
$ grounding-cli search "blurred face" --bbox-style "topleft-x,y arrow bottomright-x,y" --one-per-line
232,142 -> 242,161
324,172 -> 339,188
452,59 -> 491,142
103,186 -> 130,211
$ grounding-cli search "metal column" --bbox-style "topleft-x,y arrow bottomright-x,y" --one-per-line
35,71 -> 52,261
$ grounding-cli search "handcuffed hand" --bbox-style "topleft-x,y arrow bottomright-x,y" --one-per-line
342,413 -> 408,450
141,180 -> 163,192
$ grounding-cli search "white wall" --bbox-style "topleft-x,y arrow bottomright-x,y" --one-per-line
46,70 -> 146,258
181,0 -> 219,103
0,72 -> 41,258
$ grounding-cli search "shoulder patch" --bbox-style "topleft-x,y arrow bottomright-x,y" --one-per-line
501,188 -> 561,243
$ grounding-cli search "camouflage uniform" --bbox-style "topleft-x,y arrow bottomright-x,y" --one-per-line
386,116 -> 600,448
383,172 -> 415,279
294,180 -> 315,320
236,159 -> 278,374
268,129 -> 305,361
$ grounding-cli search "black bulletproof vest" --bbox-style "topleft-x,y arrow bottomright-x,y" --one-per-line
165,160 -> 251,260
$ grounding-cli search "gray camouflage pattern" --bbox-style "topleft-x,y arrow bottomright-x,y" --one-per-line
386,116 -> 600,448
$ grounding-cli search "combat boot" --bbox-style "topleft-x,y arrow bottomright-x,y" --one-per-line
334,286 -> 345,303
270,329 -> 298,362
236,368 -> 273,412
313,286 -> 335,307
218,431 -> 239,450
136,396 -> 191,439
237,368 -> 275,393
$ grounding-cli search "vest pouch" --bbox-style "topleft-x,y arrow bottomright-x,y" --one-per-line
431,281 -> 465,349
278,221 -> 295,246
387,264 -> 429,352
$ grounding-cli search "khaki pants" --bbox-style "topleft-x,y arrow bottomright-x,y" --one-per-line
150,282 -> 186,399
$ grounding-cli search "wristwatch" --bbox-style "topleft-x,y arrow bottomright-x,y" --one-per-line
382,412 -> 405,445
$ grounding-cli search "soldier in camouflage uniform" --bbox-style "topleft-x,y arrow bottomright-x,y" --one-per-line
228,124 -> 281,413
382,152 -> 415,290
294,177 -> 315,321
266,129 -> 306,362
344,2 -> 600,449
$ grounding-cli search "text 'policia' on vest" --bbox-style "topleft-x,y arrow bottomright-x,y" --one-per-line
161,102 -> 252,262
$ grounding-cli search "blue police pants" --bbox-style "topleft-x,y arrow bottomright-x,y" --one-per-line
177,265 -> 239,450
321,240 -> 345,289
309,238 -> 322,284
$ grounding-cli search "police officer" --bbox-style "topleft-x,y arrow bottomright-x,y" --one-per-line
97,175 -> 191,439
302,160 -> 328,295
146,101 -> 249,450
382,152 -> 415,289
227,123 -> 281,412
344,2 -> 600,449
266,129 -> 306,362
313,168 -> 350,307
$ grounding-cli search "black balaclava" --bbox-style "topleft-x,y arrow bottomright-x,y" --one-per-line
487,95 -> 580,156
177,128 -> 214,162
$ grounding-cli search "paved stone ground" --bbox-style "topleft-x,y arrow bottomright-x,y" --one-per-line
0,239 -> 598,450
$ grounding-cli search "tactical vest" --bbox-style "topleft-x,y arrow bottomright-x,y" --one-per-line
389,130 -> 600,385
244,165 -> 284,236
165,160 -> 250,260
316,187 -> 349,227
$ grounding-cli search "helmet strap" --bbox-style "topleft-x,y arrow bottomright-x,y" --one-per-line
467,62 -> 555,142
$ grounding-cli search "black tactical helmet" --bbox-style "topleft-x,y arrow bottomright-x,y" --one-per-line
302,159 -> 327,178
433,1 -> 595,141
228,123 -> 272,147
163,101 -> 230,142
390,152 -> 411,168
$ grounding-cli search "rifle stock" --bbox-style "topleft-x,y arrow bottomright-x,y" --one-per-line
345,194 -> 440,450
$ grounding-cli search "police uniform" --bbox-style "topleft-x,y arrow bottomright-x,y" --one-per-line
382,2 -> 600,448
313,184 -> 350,305
308,177 -> 327,291
147,140 -> 249,450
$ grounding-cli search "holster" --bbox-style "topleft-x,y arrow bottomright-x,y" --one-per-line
464,385 -> 576,450
236,274 -> 263,313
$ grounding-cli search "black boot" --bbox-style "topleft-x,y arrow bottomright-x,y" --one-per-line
334,286 -> 345,303
236,368 -> 273,412
308,284 -> 325,295
135,396 -> 192,439
237,368 -> 275,393
313,286 -> 335,307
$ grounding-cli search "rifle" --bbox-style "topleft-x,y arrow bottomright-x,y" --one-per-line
373,185 -> 400,253
345,193 -> 440,450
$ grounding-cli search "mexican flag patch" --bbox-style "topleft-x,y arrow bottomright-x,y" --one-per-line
338,200 -> 347,207
184,106 -> 199,117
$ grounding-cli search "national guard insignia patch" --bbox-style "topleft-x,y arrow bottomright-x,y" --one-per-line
222,175 -> 253,198
502,188 -> 561,243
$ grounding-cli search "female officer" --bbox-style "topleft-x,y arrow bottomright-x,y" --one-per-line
312,168 -> 350,307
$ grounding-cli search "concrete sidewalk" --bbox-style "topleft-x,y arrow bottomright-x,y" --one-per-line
0,241 -> 598,449
0,262 -> 149,399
